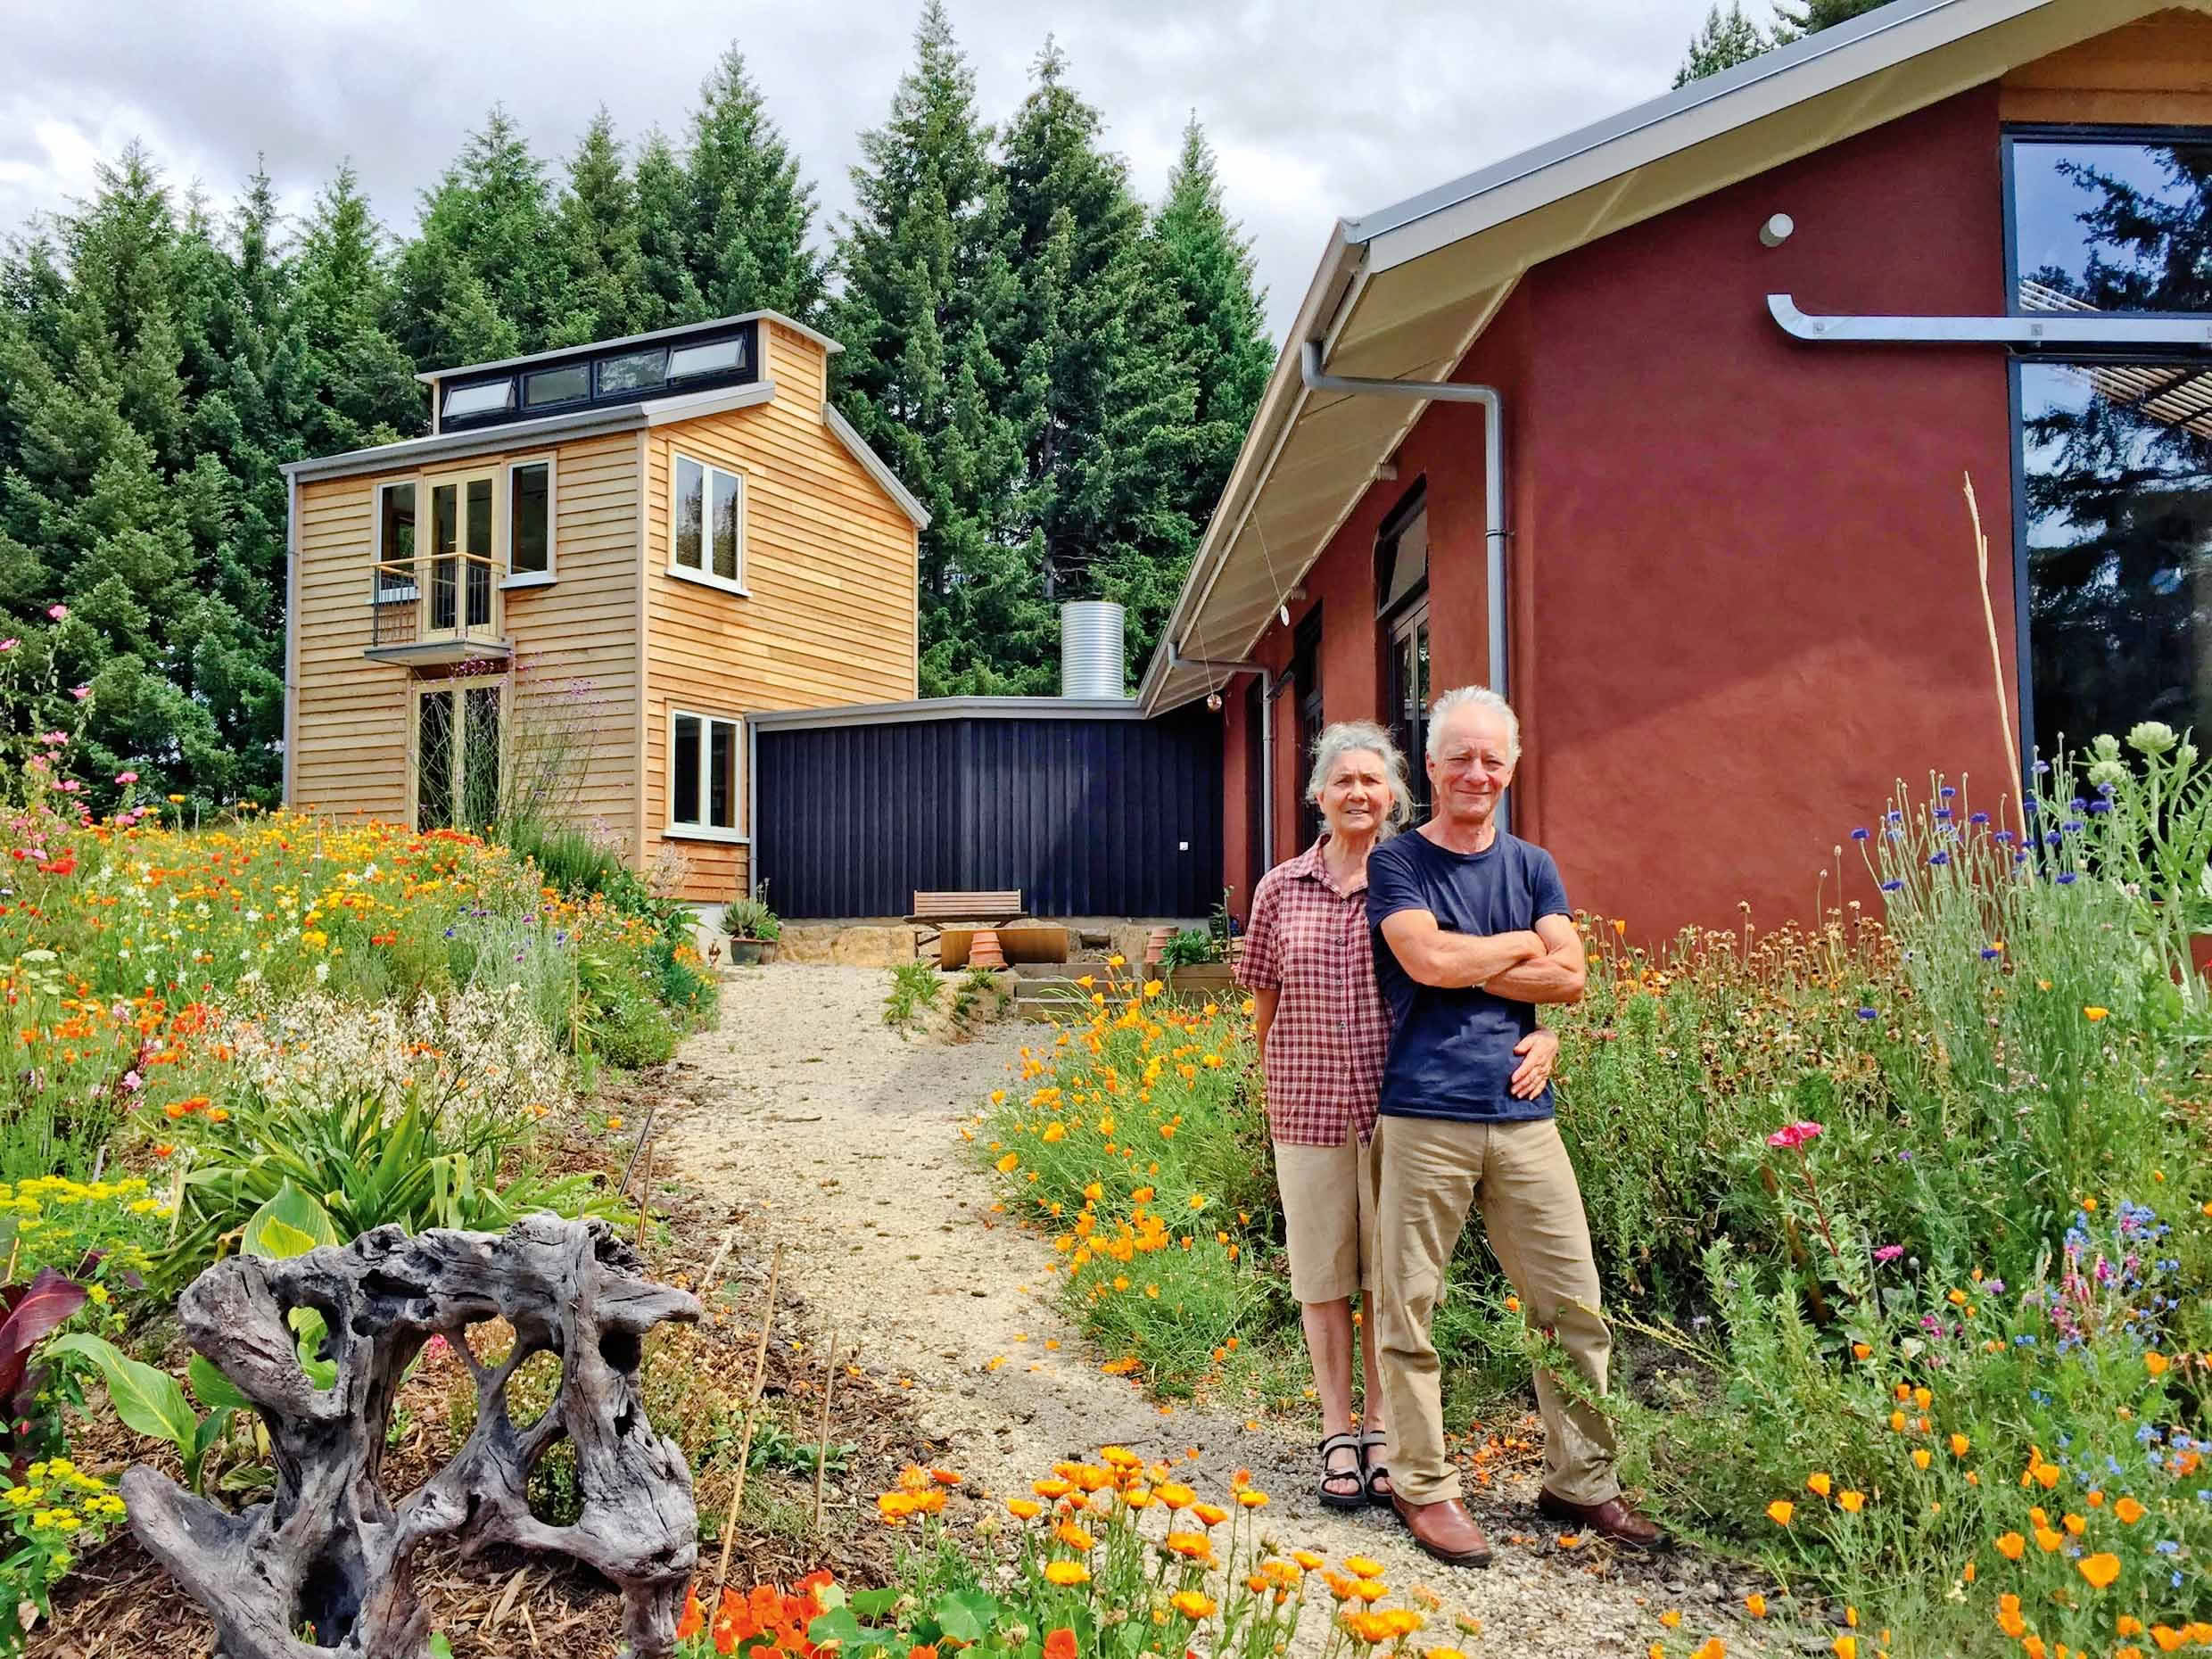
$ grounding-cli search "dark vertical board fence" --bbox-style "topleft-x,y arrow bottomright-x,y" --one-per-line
754,707 -> 1223,919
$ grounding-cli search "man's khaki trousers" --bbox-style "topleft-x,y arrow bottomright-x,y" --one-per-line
1374,1113 -> 1621,1507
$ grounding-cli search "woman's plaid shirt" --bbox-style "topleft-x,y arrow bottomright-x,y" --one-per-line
1235,836 -> 1389,1146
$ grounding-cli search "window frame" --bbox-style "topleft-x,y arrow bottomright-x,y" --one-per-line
2001,121 -> 2212,781
667,449 -> 749,596
370,478 -> 420,605
502,456 -> 557,590
665,708 -> 747,843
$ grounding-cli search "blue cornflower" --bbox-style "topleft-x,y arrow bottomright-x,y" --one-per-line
443,927 -> 456,937
1881,879 -> 1903,892
2098,779 -> 2116,796
2034,759 -> 2051,772
2070,796 -> 2087,811
1994,829 -> 2014,844
2045,831 -> 2063,846
1940,785 -> 1957,797
2197,1490 -> 2209,1503
1935,807 -> 1953,821
2015,1333 -> 2037,1346
2057,871 -> 2078,885
1981,948 -> 2001,960
2087,799 -> 2112,813
1929,852 -> 1951,866
1969,811 -> 1990,824
1857,1007 -> 1878,1020
2154,1539 -> 2180,1555
1851,827 -> 1869,840
2063,820 -> 2085,833
2138,1425 -> 2161,1443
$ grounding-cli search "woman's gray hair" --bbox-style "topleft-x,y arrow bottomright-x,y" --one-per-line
1427,685 -> 1521,762
1305,720 -> 1412,835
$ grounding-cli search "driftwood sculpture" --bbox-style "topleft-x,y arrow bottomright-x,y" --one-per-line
121,1216 -> 702,1659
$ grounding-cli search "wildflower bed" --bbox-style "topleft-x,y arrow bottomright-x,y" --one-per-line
981,733 -> 2212,1657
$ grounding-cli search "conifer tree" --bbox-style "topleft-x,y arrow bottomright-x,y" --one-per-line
683,49 -> 825,321
293,162 -> 419,453
832,1 -> 1035,694
1674,3 -> 1770,86
394,107 -> 569,367
632,131 -> 706,327
1770,0 -> 1886,36
553,109 -> 652,345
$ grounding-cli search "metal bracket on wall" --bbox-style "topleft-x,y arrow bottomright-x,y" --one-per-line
1769,293 -> 2212,347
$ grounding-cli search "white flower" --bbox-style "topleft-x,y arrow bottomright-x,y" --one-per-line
313,962 -> 330,984
2085,758 -> 2128,789
2126,720 -> 2178,756
2091,732 -> 2122,761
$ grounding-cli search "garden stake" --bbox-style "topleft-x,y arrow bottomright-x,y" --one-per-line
1963,472 -> 2027,843
616,1102 -> 660,1202
697,1226 -> 738,1303
715,1242 -> 780,1592
636,1143 -> 655,1258
811,1328 -> 838,1534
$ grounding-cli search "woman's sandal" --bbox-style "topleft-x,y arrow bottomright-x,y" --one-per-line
1317,1431 -> 1366,1510
1359,1426 -> 1394,1503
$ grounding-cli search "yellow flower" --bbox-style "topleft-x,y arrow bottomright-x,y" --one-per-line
1170,1592 -> 1216,1620
1043,1123 -> 1066,1143
1292,1549 -> 1325,1571
1912,1449 -> 1931,1471
1044,1560 -> 1090,1587
997,1153 -> 1020,1173
1660,1609 -> 1682,1629
1236,1490 -> 1268,1508
2084,1005 -> 2109,1021
1806,1473 -> 1832,1498
1765,1500 -> 1794,1526
1840,1490 -> 1867,1513
1007,1498 -> 1043,1520
1108,954 -> 1126,968
1343,1556 -> 1384,1577
1949,1433 -> 1969,1457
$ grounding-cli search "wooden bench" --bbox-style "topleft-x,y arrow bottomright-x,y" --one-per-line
911,889 -> 1023,924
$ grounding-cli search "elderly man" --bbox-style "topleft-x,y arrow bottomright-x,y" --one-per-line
1365,685 -> 1661,1566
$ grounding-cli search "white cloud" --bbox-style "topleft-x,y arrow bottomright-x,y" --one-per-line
4,0 -> 1716,340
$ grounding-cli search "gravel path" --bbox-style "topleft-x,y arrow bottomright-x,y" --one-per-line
657,966 -> 1785,1659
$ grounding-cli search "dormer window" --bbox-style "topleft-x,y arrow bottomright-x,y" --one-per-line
442,379 -> 516,421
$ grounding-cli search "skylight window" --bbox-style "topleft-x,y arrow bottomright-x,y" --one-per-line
442,379 -> 516,420
668,338 -> 747,379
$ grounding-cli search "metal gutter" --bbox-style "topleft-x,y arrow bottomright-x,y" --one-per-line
281,382 -> 775,483
1770,292 -> 2212,344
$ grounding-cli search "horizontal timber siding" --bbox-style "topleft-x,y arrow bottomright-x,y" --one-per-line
1999,9 -> 2212,125
290,434 -> 641,851
641,321 -> 920,903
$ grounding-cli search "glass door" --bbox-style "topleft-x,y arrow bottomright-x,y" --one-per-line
415,680 -> 504,832
423,471 -> 499,640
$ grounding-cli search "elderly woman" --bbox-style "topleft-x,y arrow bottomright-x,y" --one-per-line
1235,720 -> 1413,1508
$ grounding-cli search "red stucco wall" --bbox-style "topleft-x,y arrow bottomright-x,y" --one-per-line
1228,81 -> 2020,937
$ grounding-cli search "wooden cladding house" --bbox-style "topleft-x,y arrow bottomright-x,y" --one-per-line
281,313 -> 927,906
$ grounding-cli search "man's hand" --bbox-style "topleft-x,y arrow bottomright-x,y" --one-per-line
1507,1026 -> 1559,1100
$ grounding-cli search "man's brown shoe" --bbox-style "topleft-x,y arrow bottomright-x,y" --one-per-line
1390,1492 -> 1494,1568
1536,1487 -> 1667,1550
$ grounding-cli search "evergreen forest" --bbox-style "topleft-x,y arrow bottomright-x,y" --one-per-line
0,2 -> 1274,810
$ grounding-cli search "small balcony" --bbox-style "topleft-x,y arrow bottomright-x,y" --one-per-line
366,553 -> 510,666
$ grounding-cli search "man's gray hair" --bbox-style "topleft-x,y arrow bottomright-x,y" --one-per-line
1305,720 -> 1412,835
1427,686 -> 1522,762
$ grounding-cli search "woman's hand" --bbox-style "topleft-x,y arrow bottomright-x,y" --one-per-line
1507,1026 -> 1559,1100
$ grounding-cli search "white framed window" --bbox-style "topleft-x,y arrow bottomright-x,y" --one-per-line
505,458 -> 555,587
669,451 -> 747,594
666,709 -> 744,841
371,479 -> 419,603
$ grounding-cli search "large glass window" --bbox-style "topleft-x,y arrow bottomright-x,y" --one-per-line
374,481 -> 417,601
524,363 -> 590,408
2019,361 -> 2212,756
2011,134 -> 2212,760
414,680 -> 503,834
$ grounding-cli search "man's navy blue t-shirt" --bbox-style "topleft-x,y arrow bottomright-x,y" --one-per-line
1365,829 -> 1572,1123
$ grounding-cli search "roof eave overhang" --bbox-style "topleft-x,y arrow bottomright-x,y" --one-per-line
1137,0 -> 2193,717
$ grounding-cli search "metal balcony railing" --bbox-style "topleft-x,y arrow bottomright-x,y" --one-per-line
370,553 -> 503,654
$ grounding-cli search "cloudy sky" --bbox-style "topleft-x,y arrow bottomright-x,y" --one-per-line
4,0 -> 1717,341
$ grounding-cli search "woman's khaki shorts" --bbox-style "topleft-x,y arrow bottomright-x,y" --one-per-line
1272,1127 -> 1381,1305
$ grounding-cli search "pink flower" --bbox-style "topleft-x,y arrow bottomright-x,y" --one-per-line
114,771 -> 137,785
45,605 -> 67,622
120,1070 -> 142,1093
0,640 -> 16,652
70,685 -> 89,701
1765,1120 -> 1825,1151
38,733 -> 65,747
1874,1244 -> 1905,1263
55,781 -> 78,794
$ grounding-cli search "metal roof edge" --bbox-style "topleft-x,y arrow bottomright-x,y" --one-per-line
282,382 -> 777,480
1343,0 -> 1989,248
747,697 -> 1144,730
413,310 -> 842,385
822,403 -> 933,529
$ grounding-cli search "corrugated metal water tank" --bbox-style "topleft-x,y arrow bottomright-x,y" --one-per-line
1059,601 -> 1126,699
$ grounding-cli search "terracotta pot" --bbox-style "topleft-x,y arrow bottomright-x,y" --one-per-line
969,929 -> 1006,970
1143,924 -> 1176,968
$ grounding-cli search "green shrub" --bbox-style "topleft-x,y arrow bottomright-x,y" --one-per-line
883,961 -> 941,1033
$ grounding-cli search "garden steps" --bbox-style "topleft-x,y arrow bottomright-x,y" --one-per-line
1007,959 -> 1118,1020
